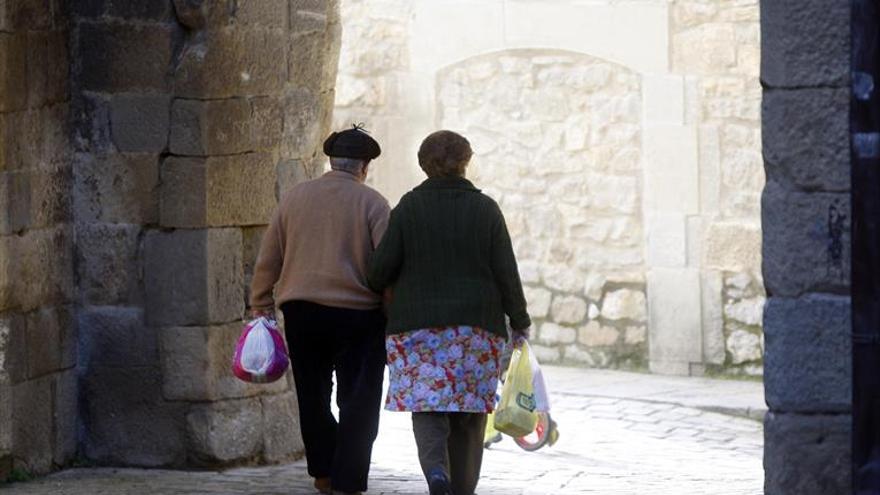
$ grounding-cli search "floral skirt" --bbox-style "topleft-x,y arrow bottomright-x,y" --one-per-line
385,326 -> 506,413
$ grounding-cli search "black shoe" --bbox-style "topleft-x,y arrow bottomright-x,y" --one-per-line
427,468 -> 453,495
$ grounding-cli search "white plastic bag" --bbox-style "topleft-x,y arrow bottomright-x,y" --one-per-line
527,342 -> 551,412
232,317 -> 289,383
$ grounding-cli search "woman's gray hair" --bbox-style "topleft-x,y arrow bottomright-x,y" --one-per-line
329,157 -> 368,174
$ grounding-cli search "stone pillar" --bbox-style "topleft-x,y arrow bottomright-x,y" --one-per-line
70,0 -> 340,467
761,0 -> 852,492
0,0 -> 76,477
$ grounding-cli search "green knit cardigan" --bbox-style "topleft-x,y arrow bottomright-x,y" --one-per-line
366,176 -> 531,338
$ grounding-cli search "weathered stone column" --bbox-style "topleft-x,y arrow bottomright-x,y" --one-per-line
761,0 -> 852,492
70,0 -> 340,467
0,0 -> 76,478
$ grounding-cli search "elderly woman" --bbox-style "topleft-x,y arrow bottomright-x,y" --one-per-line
367,130 -> 531,495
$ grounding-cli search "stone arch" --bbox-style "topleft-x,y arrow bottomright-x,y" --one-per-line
436,49 -> 647,368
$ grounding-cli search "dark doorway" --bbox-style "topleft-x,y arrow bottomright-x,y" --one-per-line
852,0 -> 880,492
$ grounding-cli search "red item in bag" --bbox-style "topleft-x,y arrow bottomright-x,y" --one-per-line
232,317 -> 289,383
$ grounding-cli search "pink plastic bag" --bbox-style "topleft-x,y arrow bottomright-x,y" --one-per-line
232,317 -> 289,383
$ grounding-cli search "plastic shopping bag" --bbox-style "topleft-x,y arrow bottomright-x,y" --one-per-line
494,341 -> 539,437
232,317 -> 289,383
528,344 -> 551,412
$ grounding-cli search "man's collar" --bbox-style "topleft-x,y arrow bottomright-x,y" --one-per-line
413,176 -> 481,192
323,170 -> 361,182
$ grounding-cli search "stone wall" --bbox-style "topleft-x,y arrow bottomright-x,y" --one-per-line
437,51 -> 648,368
0,0 -> 342,476
69,0 -> 340,468
760,0 -> 852,492
335,0 -> 764,375
0,0 -> 76,478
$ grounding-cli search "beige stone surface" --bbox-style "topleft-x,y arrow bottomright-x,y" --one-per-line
337,0 -> 763,376
550,295 -> 588,324
703,221 -> 762,272
539,323 -> 577,346
601,289 -> 647,322
579,321 -> 620,347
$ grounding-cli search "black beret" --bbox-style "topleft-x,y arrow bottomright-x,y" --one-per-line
323,125 -> 381,160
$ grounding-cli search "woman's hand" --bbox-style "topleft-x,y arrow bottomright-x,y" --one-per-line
511,326 -> 530,346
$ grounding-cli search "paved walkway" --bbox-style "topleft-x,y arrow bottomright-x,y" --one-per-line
2,367 -> 765,494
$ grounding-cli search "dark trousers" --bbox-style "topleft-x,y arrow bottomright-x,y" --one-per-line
281,300 -> 386,493
412,412 -> 488,495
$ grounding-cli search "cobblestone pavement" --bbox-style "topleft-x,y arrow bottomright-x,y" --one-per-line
2,368 -> 764,495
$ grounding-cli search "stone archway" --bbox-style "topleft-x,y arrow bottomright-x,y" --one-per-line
436,49 -> 648,369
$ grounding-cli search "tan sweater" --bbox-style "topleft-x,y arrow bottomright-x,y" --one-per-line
250,170 -> 391,312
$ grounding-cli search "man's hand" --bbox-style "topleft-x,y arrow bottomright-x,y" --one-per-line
251,309 -> 276,321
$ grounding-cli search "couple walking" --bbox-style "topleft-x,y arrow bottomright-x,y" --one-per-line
250,126 -> 531,495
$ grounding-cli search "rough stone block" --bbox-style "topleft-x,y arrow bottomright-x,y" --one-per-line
170,97 -> 282,156
762,88 -> 850,195
289,23 -> 340,92
764,412 -> 851,494
761,0 -> 850,88
0,33 -> 28,112
76,223 -> 142,306
578,321 -> 620,347
160,153 -> 277,228
261,392 -> 304,462
762,181 -> 850,297
186,398 -> 263,465
763,88 -> 850,192
702,221 -> 762,272
529,343 -> 561,364
523,286 -> 551,319
764,295 -> 851,413
673,23 -> 737,74
54,368 -> 78,466
601,289 -> 646,322
0,382 -> 10,458
77,22 -> 173,92
78,306 -> 157,369
26,305 -> 75,379
538,323 -> 576,345
26,31 -> 49,107
0,313 -> 26,384
281,88 -> 323,159
11,375 -> 53,473
0,168 -> 71,235
175,28 -> 286,98
46,30 -> 68,104
71,93 -> 112,153
0,226 -> 75,314
647,268 -> 702,375
106,0 -> 174,20
276,159 -> 312,196
242,225 -> 267,307
158,156 -> 206,227
110,94 -> 171,152
550,296 -> 587,325
160,323 -> 287,402
144,228 -> 244,327
81,366 -> 186,467
73,152 -> 159,224
236,0 -> 288,29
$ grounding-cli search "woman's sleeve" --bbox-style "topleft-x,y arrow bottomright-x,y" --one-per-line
367,206 -> 404,292
249,207 -> 285,312
490,204 -> 532,331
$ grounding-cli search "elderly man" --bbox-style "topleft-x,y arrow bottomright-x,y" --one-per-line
250,126 -> 390,495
